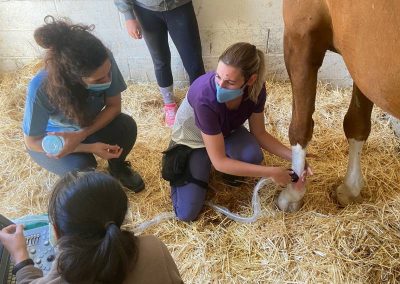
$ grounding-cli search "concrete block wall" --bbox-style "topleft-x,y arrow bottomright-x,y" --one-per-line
0,0 -> 352,87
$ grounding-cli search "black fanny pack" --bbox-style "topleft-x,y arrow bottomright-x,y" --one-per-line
161,144 -> 208,188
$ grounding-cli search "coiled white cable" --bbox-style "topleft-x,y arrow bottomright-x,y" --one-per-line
133,178 -> 272,234
205,178 -> 271,223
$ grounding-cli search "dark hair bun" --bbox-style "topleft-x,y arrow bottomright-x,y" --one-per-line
34,16 -> 67,49
34,15 -> 94,50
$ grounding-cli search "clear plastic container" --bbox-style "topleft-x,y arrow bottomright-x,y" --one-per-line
42,135 -> 65,155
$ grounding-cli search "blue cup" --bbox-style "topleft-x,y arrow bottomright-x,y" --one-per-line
42,135 -> 65,155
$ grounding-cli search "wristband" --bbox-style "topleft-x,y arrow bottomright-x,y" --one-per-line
12,258 -> 34,275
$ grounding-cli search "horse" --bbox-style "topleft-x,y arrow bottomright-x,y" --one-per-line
277,0 -> 400,212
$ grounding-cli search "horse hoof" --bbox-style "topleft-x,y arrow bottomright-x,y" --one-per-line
276,190 -> 304,212
335,183 -> 362,206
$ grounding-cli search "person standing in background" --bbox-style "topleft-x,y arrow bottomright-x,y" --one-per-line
114,0 -> 205,127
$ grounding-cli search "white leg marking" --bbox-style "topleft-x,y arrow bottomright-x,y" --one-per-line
276,144 -> 306,212
343,139 -> 365,195
335,139 -> 365,205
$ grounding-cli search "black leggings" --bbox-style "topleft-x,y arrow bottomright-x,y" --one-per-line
133,2 -> 205,87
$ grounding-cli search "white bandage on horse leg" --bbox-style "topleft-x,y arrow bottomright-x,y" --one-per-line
292,143 -> 306,176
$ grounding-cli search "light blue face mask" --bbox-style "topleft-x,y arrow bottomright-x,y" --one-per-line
215,81 -> 246,103
86,69 -> 113,92
86,80 -> 112,92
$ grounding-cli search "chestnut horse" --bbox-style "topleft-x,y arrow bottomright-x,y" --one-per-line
277,0 -> 400,211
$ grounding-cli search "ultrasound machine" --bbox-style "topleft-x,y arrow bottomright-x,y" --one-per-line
0,214 -> 55,284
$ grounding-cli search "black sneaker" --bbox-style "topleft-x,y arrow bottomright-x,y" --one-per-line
109,161 -> 145,193
221,174 -> 245,187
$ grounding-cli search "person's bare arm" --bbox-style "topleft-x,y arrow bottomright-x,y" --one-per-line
201,132 -> 292,186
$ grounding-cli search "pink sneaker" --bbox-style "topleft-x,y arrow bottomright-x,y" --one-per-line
164,103 -> 177,127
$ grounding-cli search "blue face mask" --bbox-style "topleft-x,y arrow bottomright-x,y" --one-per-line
215,81 -> 246,103
86,80 -> 112,92
86,69 -> 113,92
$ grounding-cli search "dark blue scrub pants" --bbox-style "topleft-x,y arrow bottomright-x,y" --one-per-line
171,127 -> 264,222
28,113 -> 137,176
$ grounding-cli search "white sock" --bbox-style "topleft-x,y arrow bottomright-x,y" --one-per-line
160,85 -> 175,104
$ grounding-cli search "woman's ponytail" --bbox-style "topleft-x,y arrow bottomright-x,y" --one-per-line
248,49 -> 266,102
50,172 -> 138,284
94,224 -> 136,283
57,227 -> 136,284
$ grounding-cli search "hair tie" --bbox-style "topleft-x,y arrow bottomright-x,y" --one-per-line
104,221 -> 116,230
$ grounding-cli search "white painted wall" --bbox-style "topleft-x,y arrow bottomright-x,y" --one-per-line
0,0 -> 351,86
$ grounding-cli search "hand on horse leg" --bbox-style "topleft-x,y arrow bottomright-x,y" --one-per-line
276,144 -> 309,212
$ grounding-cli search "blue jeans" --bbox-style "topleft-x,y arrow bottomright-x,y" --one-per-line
28,113 -> 137,176
133,2 -> 205,87
171,127 -> 264,222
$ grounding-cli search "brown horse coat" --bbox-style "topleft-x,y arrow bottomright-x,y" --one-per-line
277,0 -> 400,211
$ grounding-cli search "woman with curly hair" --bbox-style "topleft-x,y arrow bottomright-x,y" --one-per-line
23,16 -> 144,192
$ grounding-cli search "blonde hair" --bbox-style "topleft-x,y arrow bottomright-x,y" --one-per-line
218,42 -> 266,102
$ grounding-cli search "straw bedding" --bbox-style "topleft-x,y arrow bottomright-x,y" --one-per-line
0,62 -> 399,283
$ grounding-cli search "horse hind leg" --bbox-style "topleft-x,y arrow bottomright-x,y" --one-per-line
335,84 -> 373,206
